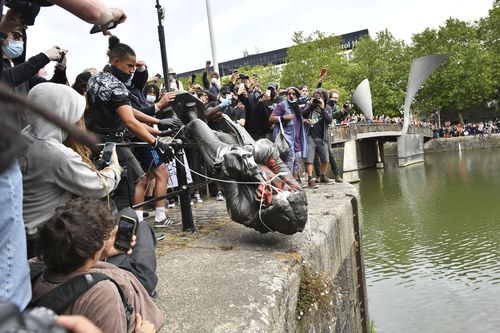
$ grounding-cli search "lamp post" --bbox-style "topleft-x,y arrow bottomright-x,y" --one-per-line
155,0 -> 170,90
205,0 -> 219,74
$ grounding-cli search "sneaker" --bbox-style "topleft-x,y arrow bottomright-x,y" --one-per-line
167,199 -> 175,209
194,193 -> 203,203
334,175 -> 343,183
319,175 -> 334,184
308,178 -> 319,188
154,217 -> 179,228
156,233 -> 165,241
216,191 -> 225,201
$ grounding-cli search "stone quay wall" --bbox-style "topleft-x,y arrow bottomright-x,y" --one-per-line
154,183 -> 366,333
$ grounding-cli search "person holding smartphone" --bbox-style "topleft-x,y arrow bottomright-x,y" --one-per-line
202,60 -> 220,96
31,197 -> 164,333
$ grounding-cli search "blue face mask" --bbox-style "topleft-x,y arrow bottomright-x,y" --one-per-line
2,40 -> 24,59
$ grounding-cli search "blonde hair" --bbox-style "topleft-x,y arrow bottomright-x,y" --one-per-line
64,117 -> 94,169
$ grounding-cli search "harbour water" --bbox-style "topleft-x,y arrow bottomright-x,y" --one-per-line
358,148 -> 500,332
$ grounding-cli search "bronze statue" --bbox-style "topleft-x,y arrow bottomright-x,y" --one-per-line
166,92 -> 308,235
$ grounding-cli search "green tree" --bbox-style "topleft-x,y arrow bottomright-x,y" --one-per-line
411,16 -> 498,122
280,31 -> 348,94
346,30 -> 410,117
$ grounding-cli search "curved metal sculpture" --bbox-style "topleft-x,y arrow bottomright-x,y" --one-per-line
352,79 -> 373,120
168,92 -> 308,235
401,54 -> 449,134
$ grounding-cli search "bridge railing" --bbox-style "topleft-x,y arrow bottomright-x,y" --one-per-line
330,123 -> 432,143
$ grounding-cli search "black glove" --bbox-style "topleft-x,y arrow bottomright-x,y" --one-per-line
158,117 -> 183,131
159,129 -> 174,137
153,139 -> 175,163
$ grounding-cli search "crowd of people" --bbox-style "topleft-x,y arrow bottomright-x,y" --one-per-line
0,1 -> 172,333
432,120 -> 500,139
4,1 -> 494,332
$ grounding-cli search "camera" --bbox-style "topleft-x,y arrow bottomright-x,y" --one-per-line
0,303 -> 68,333
312,97 -> 322,105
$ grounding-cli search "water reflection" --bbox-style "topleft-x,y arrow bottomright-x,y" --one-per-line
359,149 -> 500,333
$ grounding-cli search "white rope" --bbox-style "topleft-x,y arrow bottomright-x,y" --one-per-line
172,155 -> 288,188
173,155 -> 292,233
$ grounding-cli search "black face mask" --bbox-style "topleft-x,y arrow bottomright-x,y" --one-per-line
328,100 -> 337,107
107,64 -> 133,83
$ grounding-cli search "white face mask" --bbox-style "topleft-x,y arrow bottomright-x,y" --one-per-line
146,95 -> 156,103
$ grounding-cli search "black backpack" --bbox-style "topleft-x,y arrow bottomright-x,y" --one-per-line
29,263 -> 134,327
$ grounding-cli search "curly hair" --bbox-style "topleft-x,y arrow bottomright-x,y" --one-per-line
37,197 -> 116,274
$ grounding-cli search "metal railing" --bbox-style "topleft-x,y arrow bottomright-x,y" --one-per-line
330,123 -> 433,143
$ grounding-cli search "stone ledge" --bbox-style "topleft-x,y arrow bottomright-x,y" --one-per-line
154,183 -> 361,333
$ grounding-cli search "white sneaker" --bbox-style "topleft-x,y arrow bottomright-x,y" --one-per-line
194,193 -> 203,203
167,202 -> 175,209
216,191 -> 224,201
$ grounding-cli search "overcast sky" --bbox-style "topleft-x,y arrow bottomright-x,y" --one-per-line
25,0 -> 494,82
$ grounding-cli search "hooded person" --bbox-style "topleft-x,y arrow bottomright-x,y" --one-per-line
20,82 -> 123,253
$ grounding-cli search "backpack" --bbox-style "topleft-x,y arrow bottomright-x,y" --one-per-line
28,263 -> 134,328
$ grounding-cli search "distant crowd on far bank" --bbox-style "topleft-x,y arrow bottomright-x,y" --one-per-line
431,120 -> 499,139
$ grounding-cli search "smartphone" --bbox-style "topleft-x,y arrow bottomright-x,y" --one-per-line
206,60 -> 211,66
96,142 -> 115,170
114,215 -> 137,252
90,21 -> 119,34
320,68 -> 327,77
57,51 -> 67,64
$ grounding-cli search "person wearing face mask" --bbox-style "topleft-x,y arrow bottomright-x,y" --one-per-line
202,60 -> 220,97
85,36 -> 179,213
1,29 -> 65,94
302,88 -> 334,187
167,68 -> 183,91
314,88 -> 343,184
144,84 -> 159,105
269,86 -> 307,184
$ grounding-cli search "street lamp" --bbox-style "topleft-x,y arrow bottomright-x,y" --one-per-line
205,0 -> 219,74
155,0 -> 170,90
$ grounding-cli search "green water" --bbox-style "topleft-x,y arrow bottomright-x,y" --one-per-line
357,148 -> 500,333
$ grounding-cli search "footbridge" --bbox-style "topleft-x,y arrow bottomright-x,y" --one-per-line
330,123 -> 433,182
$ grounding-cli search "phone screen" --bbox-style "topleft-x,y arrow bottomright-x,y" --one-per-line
114,216 -> 137,251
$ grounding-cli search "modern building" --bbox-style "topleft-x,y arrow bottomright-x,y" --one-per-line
177,29 -> 369,78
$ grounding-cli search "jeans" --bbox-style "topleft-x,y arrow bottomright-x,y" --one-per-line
0,161 -> 31,309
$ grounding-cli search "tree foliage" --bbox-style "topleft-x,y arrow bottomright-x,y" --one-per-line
346,30 -> 410,116
280,31 -> 349,98
411,18 -> 498,115
182,1 -> 498,119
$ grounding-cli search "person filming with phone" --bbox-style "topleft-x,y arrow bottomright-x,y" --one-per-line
20,83 -> 123,258
30,197 -> 164,333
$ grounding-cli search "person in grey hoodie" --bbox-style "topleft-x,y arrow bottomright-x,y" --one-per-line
20,82 -> 122,254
